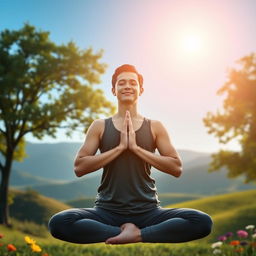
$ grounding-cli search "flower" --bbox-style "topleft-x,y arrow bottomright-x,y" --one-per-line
213,248 -> 222,254
252,233 -> 256,239
234,247 -> 244,253
7,244 -> 17,251
245,225 -> 255,230
230,240 -> 240,246
24,235 -> 36,245
30,243 -> 42,252
0,233 -> 3,239
218,235 -> 227,241
240,240 -> 248,246
237,230 -> 248,238
211,241 -> 223,248
225,232 -> 233,237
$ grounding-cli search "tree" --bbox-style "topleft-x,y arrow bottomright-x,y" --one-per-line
0,24 -> 115,226
203,53 -> 256,183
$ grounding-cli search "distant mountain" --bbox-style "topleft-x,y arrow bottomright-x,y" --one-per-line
14,162 -> 256,201
8,142 -> 256,201
8,142 -> 212,182
10,168 -> 57,187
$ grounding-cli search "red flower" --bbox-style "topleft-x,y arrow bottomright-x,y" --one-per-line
230,240 -> 240,246
7,244 -> 17,251
0,234 -> 4,239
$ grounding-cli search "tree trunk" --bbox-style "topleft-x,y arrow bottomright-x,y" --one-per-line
0,154 -> 12,226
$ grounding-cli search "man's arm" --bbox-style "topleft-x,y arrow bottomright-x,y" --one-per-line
132,120 -> 182,177
74,119 -> 124,177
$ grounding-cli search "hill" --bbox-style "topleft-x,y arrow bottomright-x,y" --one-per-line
8,142 -> 212,182
166,189 -> 256,242
10,168 -> 57,187
9,188 -> 71,225
15,164 -> 256,201
5,189 -> 256,246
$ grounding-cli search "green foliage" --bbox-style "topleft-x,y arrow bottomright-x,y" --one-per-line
0,23 -> 115,155
0,22 -> 115,224
203,53 -> 256,182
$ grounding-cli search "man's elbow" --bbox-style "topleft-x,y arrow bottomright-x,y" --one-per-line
174,167 -> 182,178
172,159 -> 183,178
74,162 -> 85,177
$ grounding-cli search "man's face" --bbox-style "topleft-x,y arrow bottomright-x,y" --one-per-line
112,72 -> 143,103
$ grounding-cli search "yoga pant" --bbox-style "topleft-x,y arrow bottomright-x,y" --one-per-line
48,206 -> 213,244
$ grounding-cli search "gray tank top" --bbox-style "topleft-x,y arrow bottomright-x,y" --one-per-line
94,116 -> 160,214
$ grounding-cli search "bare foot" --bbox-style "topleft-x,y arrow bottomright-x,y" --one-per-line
105,223 -> 142,244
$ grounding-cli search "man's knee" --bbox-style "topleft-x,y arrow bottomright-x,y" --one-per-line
48,213 -> 65,238
198,213 -> 213,237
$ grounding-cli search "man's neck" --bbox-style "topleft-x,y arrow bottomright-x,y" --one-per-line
114,104 -> 141,119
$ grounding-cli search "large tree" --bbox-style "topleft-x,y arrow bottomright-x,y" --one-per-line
0,24 -> 115,226
203,53 -> 256,183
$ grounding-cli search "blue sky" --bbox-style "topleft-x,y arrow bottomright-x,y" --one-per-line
1,0 -> 256,152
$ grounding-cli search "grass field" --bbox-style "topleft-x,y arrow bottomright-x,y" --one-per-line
1,189 -> 256,255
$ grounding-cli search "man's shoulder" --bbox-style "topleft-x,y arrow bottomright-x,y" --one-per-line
149,119 -> 162,127
92,118 -> 106,130
149,119 -> 167,135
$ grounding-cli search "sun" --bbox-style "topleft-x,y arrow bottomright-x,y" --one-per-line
181,34 -> 203,54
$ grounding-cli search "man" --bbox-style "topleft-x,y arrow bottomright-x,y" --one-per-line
48,64 -> 212,244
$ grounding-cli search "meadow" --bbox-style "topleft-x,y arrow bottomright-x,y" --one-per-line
1,189 -> 256,256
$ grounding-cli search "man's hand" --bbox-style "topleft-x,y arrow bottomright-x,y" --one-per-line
118,111 -> 138,152
127,111 -> 138,152
119,111 -> 129,151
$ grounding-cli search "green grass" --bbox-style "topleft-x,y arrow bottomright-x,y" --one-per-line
1,189 -> 256,255
167,189 -> 256,242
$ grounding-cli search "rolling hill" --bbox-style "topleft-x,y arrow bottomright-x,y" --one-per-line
7,188 -> 256,245
9,188 -> 71,225
8,142 -> 211,182
14,164 -> 256,201
166,189 -> 256,242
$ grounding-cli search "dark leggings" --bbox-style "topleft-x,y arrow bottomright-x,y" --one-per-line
48,206 -> 213,244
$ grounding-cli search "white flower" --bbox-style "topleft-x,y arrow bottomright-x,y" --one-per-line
211,241 -> 223,248
213,249 -> 222,254
246,225 -> 255,230
252,233 -> 256,239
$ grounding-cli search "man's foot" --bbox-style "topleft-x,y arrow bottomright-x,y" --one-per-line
105,223 -> 142,244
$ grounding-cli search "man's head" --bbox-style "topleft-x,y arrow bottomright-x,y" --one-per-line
111,64 -> 144,102
111,64 -> 143,89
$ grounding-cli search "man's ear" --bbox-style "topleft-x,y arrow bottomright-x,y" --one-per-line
112,87 -> 116,96
139,87 -> 144,96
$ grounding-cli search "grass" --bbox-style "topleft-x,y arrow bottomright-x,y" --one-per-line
1,189 -> 256,255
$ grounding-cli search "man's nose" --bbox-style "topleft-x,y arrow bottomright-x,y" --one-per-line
124,82 -> 132,89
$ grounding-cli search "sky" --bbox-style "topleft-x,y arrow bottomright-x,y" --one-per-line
1,0 -> 255,153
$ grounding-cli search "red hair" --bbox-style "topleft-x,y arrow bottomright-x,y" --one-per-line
111,64 -> 143,88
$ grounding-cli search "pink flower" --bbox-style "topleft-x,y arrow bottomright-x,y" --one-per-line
218,235 -> 227,241
237,230 -> 248,238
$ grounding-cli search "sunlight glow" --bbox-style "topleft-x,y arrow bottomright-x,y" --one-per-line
181,34 -> 203,53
